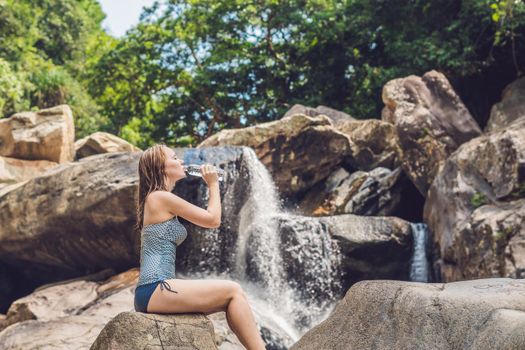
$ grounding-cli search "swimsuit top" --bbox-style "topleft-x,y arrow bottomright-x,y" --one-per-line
137,216 -> 188,288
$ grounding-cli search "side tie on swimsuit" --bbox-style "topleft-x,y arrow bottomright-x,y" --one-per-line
160,280 -> 178,294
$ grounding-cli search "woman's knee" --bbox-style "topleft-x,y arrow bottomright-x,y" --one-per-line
228,281 -> 247,300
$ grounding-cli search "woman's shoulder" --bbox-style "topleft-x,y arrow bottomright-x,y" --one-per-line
145,190 -> 170,208
146,190 -> 172,201
144,191 -> 174,224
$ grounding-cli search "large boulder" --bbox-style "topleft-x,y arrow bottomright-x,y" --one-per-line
0,156 -> 57,191
283,104 -> 355,128
382,70 -> 482,196
424,117 -> 525,282
0,105 -> 75,163
0,152 -> 141,285
291,278 -> 525,350
75,131 -> 141,160
297,167 -> 404,217
254,213 -> 412,297
338,119 -> 401,171
486,76 -> 525,132
90,312 -> 217,350
0,268 -> 126,332
284,105 -> 400,171
320,214 -> 412,289
0,269 -> 138,350
197,114 -> 350,196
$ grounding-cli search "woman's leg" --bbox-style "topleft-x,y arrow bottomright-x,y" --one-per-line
146,279 -> 266,350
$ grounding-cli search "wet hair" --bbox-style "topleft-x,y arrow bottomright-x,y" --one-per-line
135,144 -> 170,232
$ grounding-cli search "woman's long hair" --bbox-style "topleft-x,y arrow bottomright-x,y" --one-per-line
135,144 -> 169,232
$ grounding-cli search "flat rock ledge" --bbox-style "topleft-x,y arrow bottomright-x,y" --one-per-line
90,312 -> 218,350
291,278 -> 525,350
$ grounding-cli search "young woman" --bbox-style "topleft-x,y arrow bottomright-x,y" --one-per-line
134,144 -> 266,349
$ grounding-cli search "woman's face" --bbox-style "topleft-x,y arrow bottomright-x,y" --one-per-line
163,147 -> 186,183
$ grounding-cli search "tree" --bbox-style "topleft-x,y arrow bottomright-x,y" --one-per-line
0,0 -> 111,139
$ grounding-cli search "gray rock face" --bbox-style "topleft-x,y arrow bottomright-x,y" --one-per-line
0,105 -> 75,163
298,167 -> 403,217
424,117 -> 525,282
291,278 -> 525,350
486,77 -> 525,132
90,312 -> 217,350
320,214 -> 412,289
382,70 -> 482,196
174,147 -> 255,275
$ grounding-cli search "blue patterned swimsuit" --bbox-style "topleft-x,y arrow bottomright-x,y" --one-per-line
134,216 -> 188,312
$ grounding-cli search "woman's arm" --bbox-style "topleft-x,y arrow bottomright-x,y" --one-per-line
205,182 -> 221,227
152,190 -> 221,228
151,164 -> 222,228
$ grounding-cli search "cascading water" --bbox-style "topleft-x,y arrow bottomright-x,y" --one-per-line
409,223 -> 430,282
234,148 -> 342,344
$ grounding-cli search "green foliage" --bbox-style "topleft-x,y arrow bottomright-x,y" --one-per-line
509,181 -> 525,199
493,226 -> 514,242
0,0 -> 111,140
86,0 -> 525,147
1,0 -> 525,148
471,192 -> 489,208
0,58 -> 26,116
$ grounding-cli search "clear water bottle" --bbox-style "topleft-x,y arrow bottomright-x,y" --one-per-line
183,164 -> 225,182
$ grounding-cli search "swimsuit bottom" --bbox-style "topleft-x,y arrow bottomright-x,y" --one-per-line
134,280 -> 178,312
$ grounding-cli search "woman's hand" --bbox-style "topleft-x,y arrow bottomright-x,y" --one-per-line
201,164 -> 219,186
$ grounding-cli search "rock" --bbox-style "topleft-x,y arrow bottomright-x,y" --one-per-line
486,77 -> 525,132
75,132 -> 141,160
1,280 -> 99,331
0,315 -> 110,350
320,214 -> 412,290
252,214 -> 342,308
424,117 -> 525,282
0,263 -> 16,314
283,104 -> 355,128
382,70 -> 482,195
338,119 -> 401,171
252,213 -> 412,300
0,269 -> 139,349
0,152 -> 141,284
198,114 -> 350,196
298,167 -> 404,217
90,312 -> 217,350
284,106 -> 399,171
0,156 -> 57,191
291,278 -> 525,350
0,105 -> 75,163
207,312 -> 244,349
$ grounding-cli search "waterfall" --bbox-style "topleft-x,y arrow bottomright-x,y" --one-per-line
409,223 -> 430,283
234,148 -> 341,343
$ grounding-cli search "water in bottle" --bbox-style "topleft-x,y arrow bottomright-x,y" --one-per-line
184,164 -> 224,182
